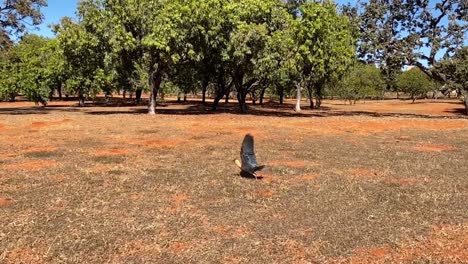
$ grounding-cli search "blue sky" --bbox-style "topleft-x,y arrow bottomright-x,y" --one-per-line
33,0 -> 78,37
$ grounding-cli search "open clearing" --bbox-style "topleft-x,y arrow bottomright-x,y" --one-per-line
1,99 -> 467,263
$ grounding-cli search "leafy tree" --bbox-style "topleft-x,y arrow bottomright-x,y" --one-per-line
359,0 -> 467,86
334,63 -> 385,104
397,67 -> 434,103
54,15 -> 110,107
0,0 -> 47,48
435,47 -> 468,114
0,34 -> 63,104
293,1 -> 356,111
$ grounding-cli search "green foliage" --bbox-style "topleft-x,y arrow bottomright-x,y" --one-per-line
0,34 -> 64,104
397,68 -> 435,102
333,63 -> 384,104
0,0 -> 47,48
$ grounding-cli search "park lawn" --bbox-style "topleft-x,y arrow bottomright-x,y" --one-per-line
1,98 -> 467,263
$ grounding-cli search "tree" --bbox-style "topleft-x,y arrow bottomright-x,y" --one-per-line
55,15 -> 110,107
0,0 -> 47,48
359,0 -> 467,87
334,63 -> 385,104
435,47 -> 468,114
0,34 -> 63,104
293,1 -> 356,110
397,67 -> 434,103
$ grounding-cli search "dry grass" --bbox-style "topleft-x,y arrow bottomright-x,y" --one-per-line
0,98 -> 467,263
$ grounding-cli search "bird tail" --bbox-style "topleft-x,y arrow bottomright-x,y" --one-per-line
234,159 -> 242,169
254,165 -> 265,172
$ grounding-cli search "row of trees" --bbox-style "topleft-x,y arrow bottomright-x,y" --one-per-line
0,0 -> 467,114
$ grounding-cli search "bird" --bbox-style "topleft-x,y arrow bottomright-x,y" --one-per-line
234,134 -> 265,179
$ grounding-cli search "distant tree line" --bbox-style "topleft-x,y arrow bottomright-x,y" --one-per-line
0,0 -> 467,114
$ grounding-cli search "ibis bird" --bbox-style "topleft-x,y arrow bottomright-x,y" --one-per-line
235,134 -> 265,179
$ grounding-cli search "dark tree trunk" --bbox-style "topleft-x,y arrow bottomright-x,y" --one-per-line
212,91 -> 224,111
135,88 -> 142,104
78,90 -> 85,107
177,95 -> 181,103
225,88 -> 230,104
259,88 -> 266,105
202,79 -> 208,105
123,90 -> 127,99
279,87 -> 284,105
57,82 -> 62,100
183,94 -> 187,103
237,91 -> 248,113
315,83 -> 323,109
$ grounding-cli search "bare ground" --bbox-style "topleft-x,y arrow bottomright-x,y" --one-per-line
0,98 -> 467,263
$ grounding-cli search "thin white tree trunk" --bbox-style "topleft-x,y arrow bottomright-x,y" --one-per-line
295,82 -> 302,112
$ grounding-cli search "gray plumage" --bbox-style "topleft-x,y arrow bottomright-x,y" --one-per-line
239,134 -> 265,178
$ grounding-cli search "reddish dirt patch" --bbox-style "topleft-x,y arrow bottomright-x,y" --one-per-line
413,144 -> 457,152
0,123 -> 5,131
255,189 -> 274,198
349,168 -> 380,178
111,240 -> 162,262
92,148 -> 131,156
213,225 -> 232,234
6,160 -> 58,172
30,119 -> 72,129
170,242 -> 188,254
166,193 -> 189,213
292,118 -> 468,136
4,247 -> 45,264
0,197 -> 13,207
334,225 -> 468,263
233,227 -> 250,238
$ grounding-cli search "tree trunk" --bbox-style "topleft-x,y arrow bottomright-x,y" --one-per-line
57,81 -> 63,100
306,86 -> 314,109
237,91 -> 248,113
259,87 -> 266,105
123,90 -> 126,99
78,90 -> 85,107
225,88 -> 230,104
279,87 -> 284,105
183,94 -> 187,103
202,79 -> 208,105
148,65 -> 164,115
295,82 -> 301,112
135,88 -> 142,104
315,83 -> 323,109
212,91 -> 224,111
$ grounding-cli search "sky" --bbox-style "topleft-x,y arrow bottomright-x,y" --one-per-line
33,0 -> 78,38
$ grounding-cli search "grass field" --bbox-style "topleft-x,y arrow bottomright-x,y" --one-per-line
1,98 -> 467,263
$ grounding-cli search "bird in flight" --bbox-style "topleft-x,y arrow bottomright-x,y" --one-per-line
235,134 -> 265,179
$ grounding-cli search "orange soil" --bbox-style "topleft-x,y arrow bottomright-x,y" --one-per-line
4,247 -> 46,264
0,123 -> 5,131
166,193 -> 189,213
413,144 -> 457,152
30,119 -> 72,129
335,225 -> 468,263
292,119 -> 467,136
23,146 -> 59,153
6,160 -> 58,172
255,189 -> 275,198
349,168 -> 380,178
0,197 -> 13,207
170,242 -> 188,254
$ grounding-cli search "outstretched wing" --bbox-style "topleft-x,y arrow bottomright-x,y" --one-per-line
240,134 -> 260,173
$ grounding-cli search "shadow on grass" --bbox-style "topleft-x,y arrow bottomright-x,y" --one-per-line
1,98 -> 467,119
